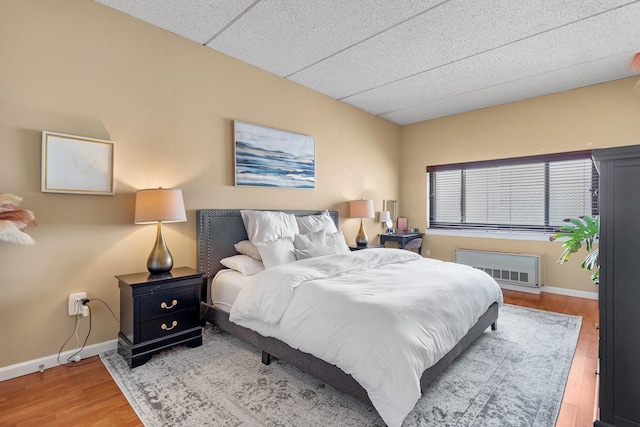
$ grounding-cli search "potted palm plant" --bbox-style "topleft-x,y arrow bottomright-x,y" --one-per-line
550,215 -> 599,283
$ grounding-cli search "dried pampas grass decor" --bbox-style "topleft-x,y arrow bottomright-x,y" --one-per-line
0,194 -> 36,245
631,53 -> 640,92
631,53 -> 640,72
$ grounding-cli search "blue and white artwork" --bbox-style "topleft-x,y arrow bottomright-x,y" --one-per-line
234,121 -> 315,189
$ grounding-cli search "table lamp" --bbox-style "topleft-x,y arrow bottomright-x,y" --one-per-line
379,210 -> 393,233
349,199 -> 374,247
135,188 -> 186,275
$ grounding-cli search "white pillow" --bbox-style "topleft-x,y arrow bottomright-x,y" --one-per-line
234,240 -> 262,260
296,210 -> 338,234
240,210 -> 300,245
220,255 -> 265,275
256,237 -> 296,269
293,230 -> 326,250
325,231 -> 351,254
293,246 -> 338,260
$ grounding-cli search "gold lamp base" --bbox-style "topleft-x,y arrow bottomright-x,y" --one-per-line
147,221 -> 173,275
355,218 -> 369,247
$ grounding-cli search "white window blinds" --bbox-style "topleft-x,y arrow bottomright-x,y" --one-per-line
427,151 -> 598,232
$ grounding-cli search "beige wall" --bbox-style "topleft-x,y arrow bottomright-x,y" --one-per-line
0,0 -> 400,368
400,77 -> 640,294
3,0 -> 639,370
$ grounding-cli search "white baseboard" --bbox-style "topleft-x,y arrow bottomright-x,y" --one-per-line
500,283 -> 598,300
542,285 -> 598,300
0,339 -> 118,382
499,283 -> 541,294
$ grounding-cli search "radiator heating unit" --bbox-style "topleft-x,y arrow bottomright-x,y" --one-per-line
454,249 -> 543,294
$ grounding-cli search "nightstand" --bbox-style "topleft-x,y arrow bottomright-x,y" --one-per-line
116,266 -> 204,368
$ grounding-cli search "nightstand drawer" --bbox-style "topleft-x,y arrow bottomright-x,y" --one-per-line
140,309 -> 198,342
139,287 -> 197,321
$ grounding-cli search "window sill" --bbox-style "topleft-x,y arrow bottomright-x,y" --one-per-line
424,228 -> 553,242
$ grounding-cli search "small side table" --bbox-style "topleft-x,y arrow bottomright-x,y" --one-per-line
116,266 -> 204,368
379,232 -> 423,254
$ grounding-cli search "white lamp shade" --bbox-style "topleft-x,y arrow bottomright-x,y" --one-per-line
135,188 -> 187,224
379,211 -> 391,222
349,199 -> 375,218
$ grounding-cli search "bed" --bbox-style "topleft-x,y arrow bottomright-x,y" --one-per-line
197,209 -> 502,427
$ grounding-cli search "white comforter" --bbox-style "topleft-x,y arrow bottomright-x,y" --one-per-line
229,248 -> 503,427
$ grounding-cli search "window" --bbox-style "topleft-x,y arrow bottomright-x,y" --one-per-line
427,151 -> 599,232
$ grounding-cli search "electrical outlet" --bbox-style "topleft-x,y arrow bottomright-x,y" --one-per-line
68,292 -> 87,316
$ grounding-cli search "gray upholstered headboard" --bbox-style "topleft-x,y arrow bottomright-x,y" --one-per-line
196,209 -> 339,279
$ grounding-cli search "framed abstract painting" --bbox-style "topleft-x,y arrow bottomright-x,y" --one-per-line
234,121 -> 315,189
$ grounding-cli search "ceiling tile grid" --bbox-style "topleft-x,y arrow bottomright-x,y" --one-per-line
288,0 -> 637,100
94,0 -> 640,124
94,0 -> 257,44
382,53 -> 637,125
207,0 -> 442,77
344,3 -> 640,117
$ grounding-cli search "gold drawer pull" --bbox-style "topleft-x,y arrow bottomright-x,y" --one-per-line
160,300 -> 178,310
161,320 -> 178,331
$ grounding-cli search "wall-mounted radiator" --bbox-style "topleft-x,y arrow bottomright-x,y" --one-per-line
454,249 -> 543,293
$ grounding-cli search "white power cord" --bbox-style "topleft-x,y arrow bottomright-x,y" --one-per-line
57,303 -> 91,366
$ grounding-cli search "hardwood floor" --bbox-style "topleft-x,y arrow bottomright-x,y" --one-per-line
0,290 -> 598,427
0,353 -> 140,427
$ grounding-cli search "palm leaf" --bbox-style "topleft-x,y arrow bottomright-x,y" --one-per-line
551,215 -> 599,283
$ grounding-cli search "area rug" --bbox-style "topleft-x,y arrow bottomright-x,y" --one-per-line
100,304 -> 581,426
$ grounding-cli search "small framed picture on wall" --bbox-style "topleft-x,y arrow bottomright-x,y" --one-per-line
41,131 -> 115,195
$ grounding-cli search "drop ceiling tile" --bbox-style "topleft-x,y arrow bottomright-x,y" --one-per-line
95,0 -> 256,44
207,0 -> 442,77
344,2 -> 640,118
382,54 -> 637,125
289,0 -> 635,99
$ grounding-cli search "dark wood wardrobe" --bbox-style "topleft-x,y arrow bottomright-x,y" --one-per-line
593,145 -> 640,427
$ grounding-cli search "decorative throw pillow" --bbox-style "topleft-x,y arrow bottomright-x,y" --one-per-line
220,255 -> 265,275
293,229 -> 326,250
325,231 -> 351,254
296,210 -> 338,234
256,237 -> 296,269
234,240 -> 262,260
240,210 -> 300,245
